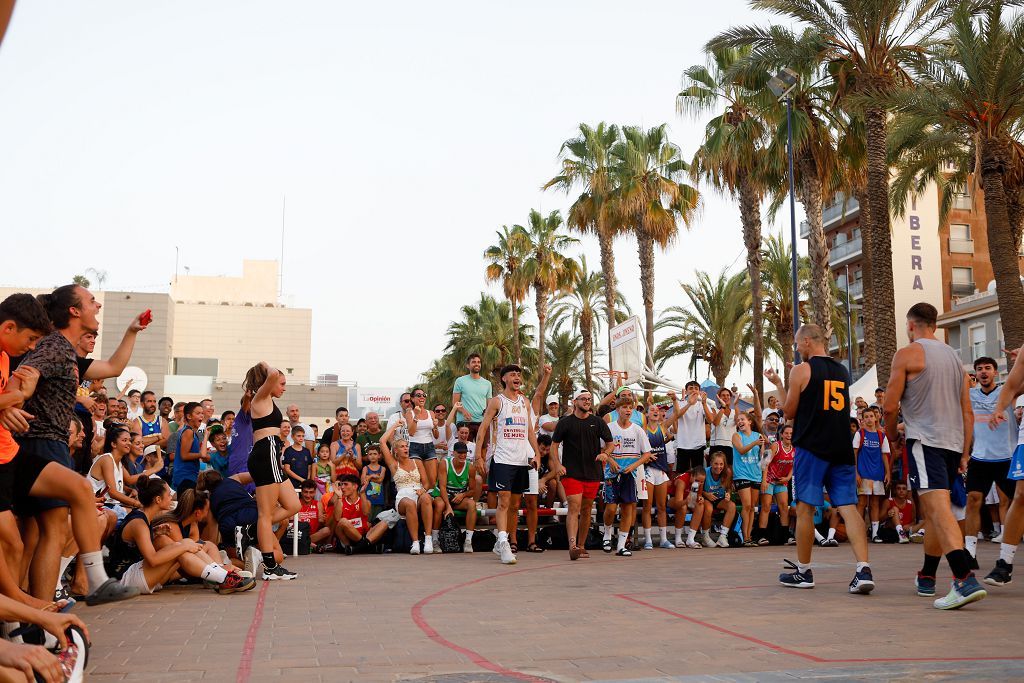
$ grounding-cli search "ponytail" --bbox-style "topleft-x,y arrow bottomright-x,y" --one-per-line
136,477 -> 168,506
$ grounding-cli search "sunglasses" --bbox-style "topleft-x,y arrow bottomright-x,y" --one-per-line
434,408 -> 446,413
413,393 -> 426,398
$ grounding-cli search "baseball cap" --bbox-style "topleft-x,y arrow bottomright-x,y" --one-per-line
573,388 -> 592,399
453,441 -> 469,453
615,386 -> 633,397
546,395 -> 559,405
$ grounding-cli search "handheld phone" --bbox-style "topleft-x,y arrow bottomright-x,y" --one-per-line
139,309 -> 153,326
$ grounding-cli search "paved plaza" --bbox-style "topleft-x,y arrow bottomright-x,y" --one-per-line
81,543 -> 1022,682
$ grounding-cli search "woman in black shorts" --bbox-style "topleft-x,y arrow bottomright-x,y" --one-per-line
243,362 -> 300,580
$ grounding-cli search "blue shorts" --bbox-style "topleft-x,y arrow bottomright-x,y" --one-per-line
487,462 -> 530,494
1009,444 -> 1024,481
793,447 -> 856,508
408,441 -> 437,461
907,439 -> 959,492
14,438 -> 73,515
764,483 -> 788,496
603,474 -> 638,505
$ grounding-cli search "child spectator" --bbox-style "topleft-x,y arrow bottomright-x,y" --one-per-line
602,397 -> 653,557
854,406 -> 891,543
670,465 -> 706,548
173,402 -> 208,493
361,445 -> 387,521
884,481 -> 916,543
314,443 -> 335,498
282,425 -> 314,486
699,451 -> 735,548
207,425 -> 230,477
296,480 -> 334,553
756,424 -> 796,546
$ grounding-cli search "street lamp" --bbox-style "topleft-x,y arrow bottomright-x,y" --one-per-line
768,67 -> 801,363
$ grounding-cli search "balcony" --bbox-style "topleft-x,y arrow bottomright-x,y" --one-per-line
951,281 -> 976,297
847,280 -> 864,300
829,236 -> 863,266
948,237 -> 975,254
800,221 -> 809,238
823,195 -> 859,229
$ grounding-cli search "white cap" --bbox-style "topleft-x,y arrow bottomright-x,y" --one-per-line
546,395 -> 559,405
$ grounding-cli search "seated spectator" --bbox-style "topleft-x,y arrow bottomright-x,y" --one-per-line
296,480 -> 335,553
360,445 -> 387,521
670,465 -> 706,548
108,478 -> 254,595
884,481 -> 917,543
151,488 -> 227,565
698,451 -> 735,548
88,426 -> 142,522
330,423 -> 362,477
331,475 -> 389,554
282,426 -> 314,487
433,442 -> 477,553
379,418 -> 434,554
207,425 -> 230,477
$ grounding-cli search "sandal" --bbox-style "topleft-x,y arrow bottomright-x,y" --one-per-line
509,543 -> 518,554
526,543 -> 545,553
602,539 -> 613,553
579,548 -> 591,558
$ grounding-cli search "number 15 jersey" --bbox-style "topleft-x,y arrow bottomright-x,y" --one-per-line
793,356 -> 855,465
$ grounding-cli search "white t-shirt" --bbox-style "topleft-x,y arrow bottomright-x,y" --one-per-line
447,437 -> 476,462
710,409 -> 737,447
675,402 -> 708,450
607,420 -> 652,459
537,413 -> 559,436
852,430 -> 891,453
491,394 -> 533,466
386,412 -> 410,444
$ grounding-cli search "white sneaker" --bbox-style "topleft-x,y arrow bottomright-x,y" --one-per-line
463,538 -> 475,553
244,546 -> 263,577
410,542 -> 421,555
497,540 -> 517,564
685,539 -> 702,549
992,532 -> 1004,544
701,532 -> 716,548
716,533 -> 729,548
423,537 -> 435,554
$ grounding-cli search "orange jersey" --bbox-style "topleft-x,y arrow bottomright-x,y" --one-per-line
0,353 -> 19,464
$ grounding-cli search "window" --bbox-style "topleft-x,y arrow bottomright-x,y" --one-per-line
852,227 -> 861,240
173,358 -> 219,376
968,324 -> 987,362
953,191 -> 972,210
951,267 -> 974,284
834,232 -> 847,246
950,224 -> 971,240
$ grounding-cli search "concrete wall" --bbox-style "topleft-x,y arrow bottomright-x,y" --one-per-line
170,260 -> 279,305
98,292 -> 174,396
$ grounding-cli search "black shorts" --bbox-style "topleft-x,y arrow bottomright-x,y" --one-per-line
965,458 -> 1016,498
676,448 -> 706,472
733,479 -> 759,491
0,461 -> 14,513
13,438 -> 72,515
248,436 -> 285,488
487,462 -> 530,494
906,439 -> 958,492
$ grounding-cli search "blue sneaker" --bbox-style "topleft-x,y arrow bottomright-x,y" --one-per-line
916,573 -> 936,597
659,539 -> 675,549
934,574 -> 987,610
779,559 -> 814,588
849,566 -> 875,594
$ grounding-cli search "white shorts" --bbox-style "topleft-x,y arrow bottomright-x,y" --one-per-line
644,468 -> 670,486
395,487 -> 420,511
953,503 -> 966,522
858,479 -> 885,496
635,465 -> 648,500
120,561 -> 160,595
985,483 -> 1000,505
527,468 -> 539,495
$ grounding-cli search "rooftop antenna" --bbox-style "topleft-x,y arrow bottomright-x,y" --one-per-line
279,195 -> 286,299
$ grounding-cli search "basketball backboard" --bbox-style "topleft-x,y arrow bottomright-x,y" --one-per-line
609,316 -> 645,384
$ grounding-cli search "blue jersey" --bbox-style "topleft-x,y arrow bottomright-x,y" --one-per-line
705,466 -> 726,499
645,424 -> 670,473
732,431 -> 762,482
854,429 -> 887,480
173,428 -> 200,487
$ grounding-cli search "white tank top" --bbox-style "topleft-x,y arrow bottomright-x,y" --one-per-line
89,452 -> 124,505
408,409 -> 435,444
491,394 -> 533,466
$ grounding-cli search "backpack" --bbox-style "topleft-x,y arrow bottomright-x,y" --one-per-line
438,513 -> 463,553
283,521 -> 311,556
391,519 -> 415,553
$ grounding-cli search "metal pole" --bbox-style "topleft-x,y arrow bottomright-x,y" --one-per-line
845,265 -> 855,377
786,96 -> 801,364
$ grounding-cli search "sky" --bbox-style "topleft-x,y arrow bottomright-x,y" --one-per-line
0,0 -> 802,389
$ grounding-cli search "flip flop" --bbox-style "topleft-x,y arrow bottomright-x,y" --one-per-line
509,543 -> 518,554
525,543 -> 545,553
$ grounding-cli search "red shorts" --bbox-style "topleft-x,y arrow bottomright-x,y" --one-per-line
562,477 -> 599,499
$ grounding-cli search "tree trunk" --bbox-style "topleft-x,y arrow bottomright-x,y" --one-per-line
863,108 -> 897,386
798,154 -> 832,340
597,229 -> 618,370
854,184 -> 876,369
738,175 -> 764,398
511,300 -> 522,366
637,228 -> 657,401
1006,181 -> 1024,250
981,137 -> 1024,351
713,363 -> 727,388
535,284 -> 549,368
581,314 -> 594,393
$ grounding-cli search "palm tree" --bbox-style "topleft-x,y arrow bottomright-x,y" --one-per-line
760,233 -> 807,383
544,122 -> 622,358
483,225 -> 530,365
713,0 -> 975,385
654,270 -> 753,387
889,3 -> 1024,347
517,209 -> 581,364
550,255 -> 630,392
545,329 -> 585,408
678,45 -> 772,396
608,124 -> 701,373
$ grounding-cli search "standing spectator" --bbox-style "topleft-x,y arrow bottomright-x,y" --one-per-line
405,387 -> 440,491
452,353 -> 492,441
360,445 -> 387,521
131,390 -> 169,454
757,424 -> 796,546
386,393 -> 413,444
356,411 -> 386,455
125,389 -> 143,422
854,407 -> 891,543
318,407 -> 350,449
173,402 -> 208,493
286,404 -> 314,453
731,412 -> 765,546
158,396 -> 174,422
207,426 -> 230,477
709,387 -> 740,466
282,426 -> 314,487
671,382 -> 715,474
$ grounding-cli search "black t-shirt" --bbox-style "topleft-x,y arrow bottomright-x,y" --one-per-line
551,414 -> 612,482
282,446 -> 313,481
19,332 -> 94,442
793,356 -> 856,465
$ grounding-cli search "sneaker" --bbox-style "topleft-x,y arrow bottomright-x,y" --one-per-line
84,578 -> 140,605
744,539 -> 759,547
261,564 -> 298,581
983,559 -> 1013,586
643,540 -> 654,550
849,566 -> 875,594
818,538 -> 830,547
701,533 -> 716,548
57,626 -> 88,683
615,548 -> 632,557
968,553 -> 980,571
785,536 -> 797,546
934,574 -> 987,610
497,540 -> 517,564
898,530 -> 910,544
871,535 -> 883,544
992,532 -> 1004,544
685,539 -> 702,549
779,559 -> 814,588
915,573 -> 936,597
423,537 -> 435,554
825,538 -> 839,547
716,534 -> 729,548
910,530 -> 925,544
602,539 -> 613,553
659,539 -> 675,549
463,538 -> 475,553
412,542 -> 422,555
216,572 -> 257,594
54,585 -> 72,604
244,545 -> 263,577
756,537 -> 770,546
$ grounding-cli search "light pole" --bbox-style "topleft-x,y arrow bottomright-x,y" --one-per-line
768,67 -> 801,363
845,265 -> 855,375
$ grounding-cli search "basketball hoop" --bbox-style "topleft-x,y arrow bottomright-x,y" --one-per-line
594,370 -> 629,381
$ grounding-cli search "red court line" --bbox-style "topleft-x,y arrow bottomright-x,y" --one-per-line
411,562 -> 566,682
615,593 -> 1024,665
236,580 -> 271,683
